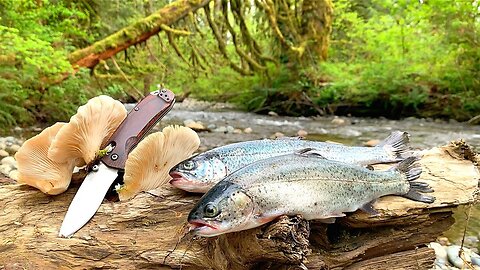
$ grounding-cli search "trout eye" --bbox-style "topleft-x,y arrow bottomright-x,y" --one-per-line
183,160 -> 196,170
203,203 -> 219,218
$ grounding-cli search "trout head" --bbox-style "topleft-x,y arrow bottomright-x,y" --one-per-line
187,181 -> 255,237
169,153 -> 227,193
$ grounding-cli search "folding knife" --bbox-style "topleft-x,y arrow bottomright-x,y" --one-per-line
59,88 -> 175,237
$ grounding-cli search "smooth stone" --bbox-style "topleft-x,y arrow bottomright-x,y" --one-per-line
1,156 -> 16,167
244,127 -> 253,134
184,119 -> 208,132
0,164 -> 12,175
268,111 -> 279,117
0,150 -> 8,158
271,132 -> 284,139
213,126 -> 228,133
233,129 -> 243,134
429,242 -> 448,266
437,237 -> 450,246
0,143 -> 5,151
8,170 -> 19,181
297,129 -> 308,137
331,117 -> 346,125
207,124 -> 217,130
226,126 -> 235,133
6,144 -> 20,154
447,245 -> 473,268
13,126 -> 22,132
364,139 -> 380,147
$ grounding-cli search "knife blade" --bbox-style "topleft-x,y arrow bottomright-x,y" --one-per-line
59,88 -> 175,237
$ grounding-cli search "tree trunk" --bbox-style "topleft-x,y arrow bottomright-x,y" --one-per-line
68,0 -> 212,70
0,142 -> 478,269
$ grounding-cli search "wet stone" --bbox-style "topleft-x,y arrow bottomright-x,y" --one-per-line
0,164 -> 12,175
244,127 -> 253,134
331,117 -> 346,125
8,170 -> 18,181
6,144 -> 20,154
0,150 -> 8,158
1,156 -> 16,167
297,129 -> 308,137
268,111 -> 279,117
364,139 -> 380,147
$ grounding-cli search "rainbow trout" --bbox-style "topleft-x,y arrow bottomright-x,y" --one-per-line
187,151 -> 434,237
170,131 -> 411,192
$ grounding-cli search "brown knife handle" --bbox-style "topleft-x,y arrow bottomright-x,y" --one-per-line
101,88 -> 175,169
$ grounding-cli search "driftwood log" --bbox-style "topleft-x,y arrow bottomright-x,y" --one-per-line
0,142 -> 478,269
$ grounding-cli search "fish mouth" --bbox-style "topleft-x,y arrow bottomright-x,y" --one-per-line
188,219 -> 219,235
169,172 -> 209,193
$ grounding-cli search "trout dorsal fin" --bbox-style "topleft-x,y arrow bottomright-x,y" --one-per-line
295,148 -> 326,159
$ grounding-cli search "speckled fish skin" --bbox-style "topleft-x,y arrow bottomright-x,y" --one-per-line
170,131 -> 411,193
187,152 -> 434,237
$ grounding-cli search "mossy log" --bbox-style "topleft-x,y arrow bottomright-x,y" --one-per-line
0,142 -> 478,269
68,0 -> 212,69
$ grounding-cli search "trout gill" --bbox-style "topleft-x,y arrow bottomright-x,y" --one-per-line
187,151 -> 435,237
170,131 -> 411,193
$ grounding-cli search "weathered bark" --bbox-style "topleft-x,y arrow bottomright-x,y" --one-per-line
68,0 -> 212,70
0,142 -> 478,269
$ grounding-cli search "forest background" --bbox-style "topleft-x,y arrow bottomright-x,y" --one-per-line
0,0 -> 479,131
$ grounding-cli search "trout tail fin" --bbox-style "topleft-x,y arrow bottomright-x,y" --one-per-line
376,131 -> 412,161
392,156 -> 435,203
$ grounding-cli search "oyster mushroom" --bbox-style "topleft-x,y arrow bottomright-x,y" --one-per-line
48,95 -> 127,166
15,123 -> 76,195
117,125 -> 200,200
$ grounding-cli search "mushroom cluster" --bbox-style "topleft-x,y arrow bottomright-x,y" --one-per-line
15,95 -> 201,200
15,95 -> 127,194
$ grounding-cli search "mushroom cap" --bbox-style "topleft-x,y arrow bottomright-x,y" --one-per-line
118,125 -> 200,200
48,95 -> 127,166
15,123 -> 76,195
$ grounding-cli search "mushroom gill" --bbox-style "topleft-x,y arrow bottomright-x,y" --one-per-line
48,95 -> 127,166
15,123 -> 76,195
118,125 -> 200,200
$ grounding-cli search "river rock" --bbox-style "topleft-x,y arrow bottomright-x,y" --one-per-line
331,117 -> 346,125
297,129 -> 308,137
268,111 -> 278,117
0,150 -> 8,158
429,242 -> 448,267
226,126 -> 235,133
446,245 -> 480,268
213,126 -> 228,133
1,156 -> 16,167
244,127 -> 253,134
0,142 -> 5,150
184,119 -> 208,132
207,124 -> 217,130
0,164 -> 12,175
364,139 -> 380,147
8,170 -> 19,181
437,237 -> 451,246
13,126 -> 22,132
6,144 -> 20,154
271,132 -> 284,139
233,129 -> 243,134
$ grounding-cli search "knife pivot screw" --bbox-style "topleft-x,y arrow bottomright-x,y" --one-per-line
111,153 -> 119,161
134,107 -> 139,111
92,164 -> 99,172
